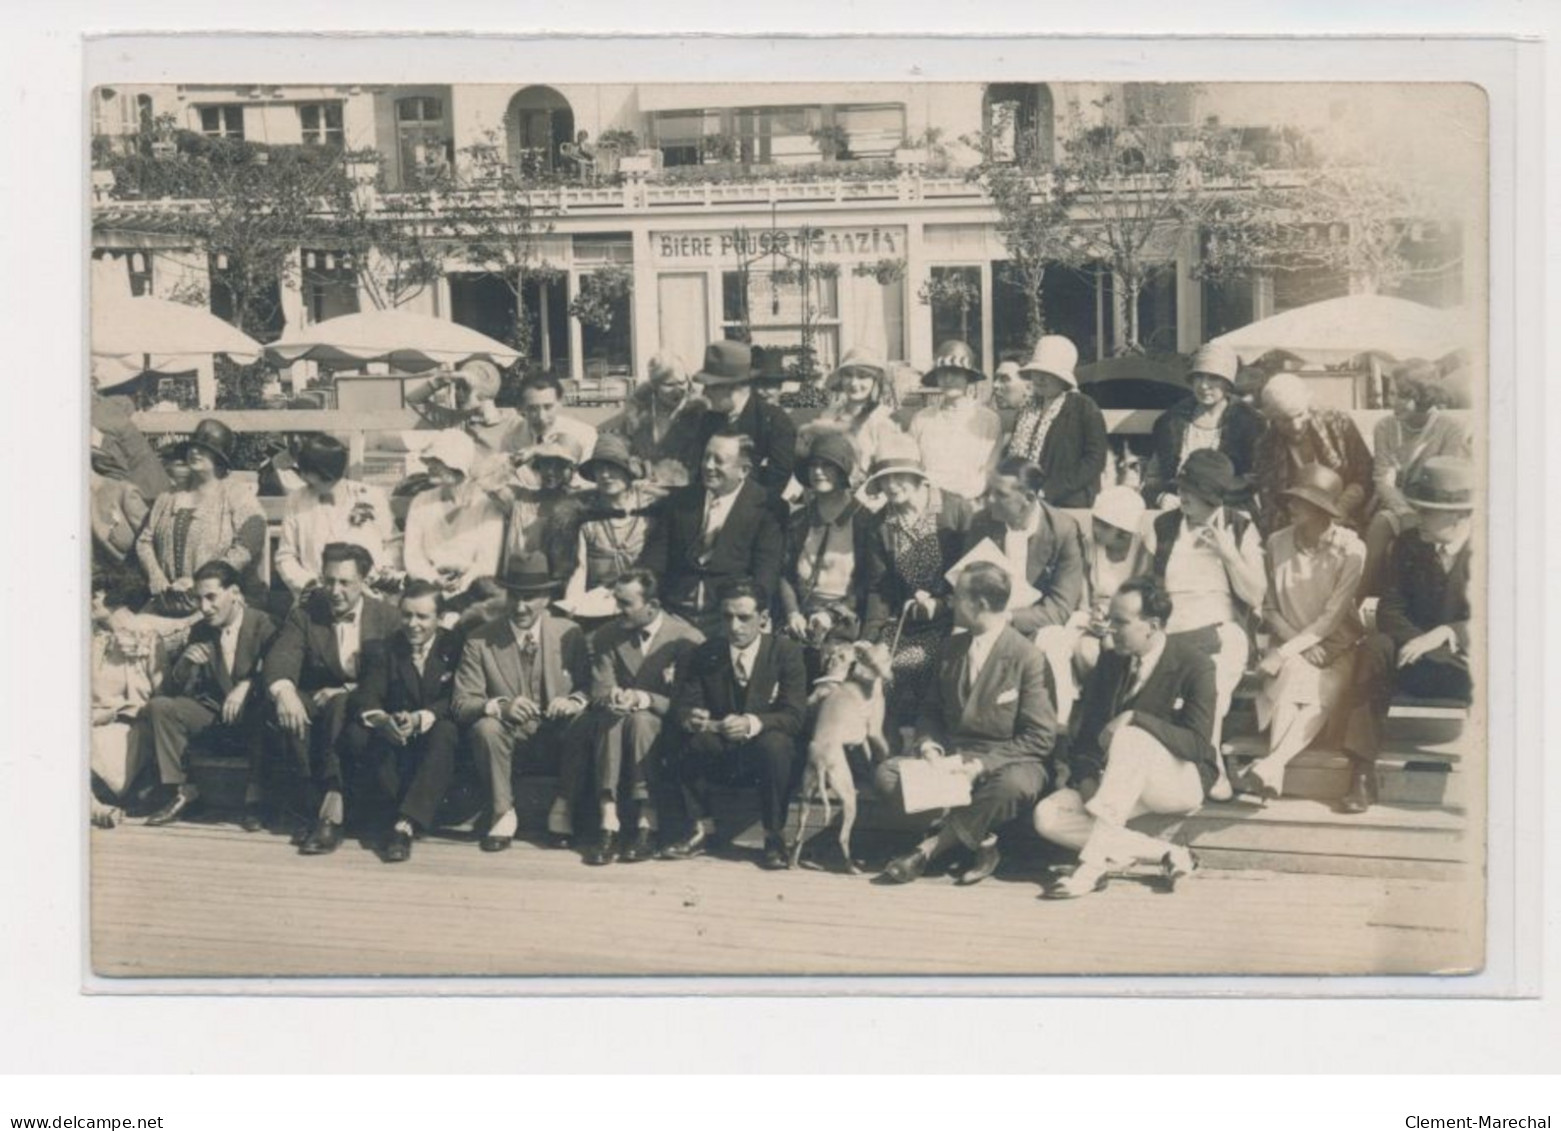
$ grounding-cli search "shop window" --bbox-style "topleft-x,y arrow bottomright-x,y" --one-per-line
1202,275 -> 1257,340
1135,270 -> 1179,353
722,269 -> 841,374
207,254 -> 283,341
302,249 -> 359,324
299,102 -> 345,147
197,105 -> 245,140
1272,263 -> 1349,314
576,270 -> 633,378
1040,262 -> 1114,363
926,265 -> 984,366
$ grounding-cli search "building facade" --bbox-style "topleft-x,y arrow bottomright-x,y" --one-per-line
90,81 -> 1467,401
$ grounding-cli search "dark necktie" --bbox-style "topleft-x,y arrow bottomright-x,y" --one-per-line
319,491 -> 337,506
637,629 -> 654,651
333,611 -> 357,625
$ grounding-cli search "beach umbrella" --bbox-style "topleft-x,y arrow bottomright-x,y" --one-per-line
267,309 -> 520,373
1210,294 -> 1469,365
1077,353 -> 1191,410
92,292 -> 263,378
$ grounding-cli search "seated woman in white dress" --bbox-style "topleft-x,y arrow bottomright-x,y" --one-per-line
273,433 -> 393,602
1233,464 -> 1366,802
89,571 -> 166,827
1034,485 -> 1149,726
401,429 -> 505,620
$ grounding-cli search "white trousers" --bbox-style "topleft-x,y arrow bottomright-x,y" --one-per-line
1033,726 -> 1204,867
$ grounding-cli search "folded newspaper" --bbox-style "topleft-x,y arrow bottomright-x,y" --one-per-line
896,756 -> 974,814
943,538 -> 1044,610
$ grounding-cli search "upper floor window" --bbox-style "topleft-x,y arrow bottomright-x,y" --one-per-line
395,96 -> 451,185
197,105 -> 245,141
983,84 -> 1054,164
299,102 -> 345,146
834,103 -> 907,159
1123,83 -> 1195,127
650,109 -> 722,167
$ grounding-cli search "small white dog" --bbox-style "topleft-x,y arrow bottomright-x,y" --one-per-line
792,639 -> 893,873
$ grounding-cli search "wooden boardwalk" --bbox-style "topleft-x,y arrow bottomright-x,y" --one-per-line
90,821 -> 1483,980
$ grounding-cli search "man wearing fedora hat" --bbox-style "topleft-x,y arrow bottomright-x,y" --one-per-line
1005,334 -> 1110,510
1338,456 -> 1474,814
274,433 -> 393,604
692,339 -> 798,502
136,418 -> 268,617
906,339 -> 1003,502
264,542 -> 403,855
452,553 -> 594,851
1143,342 -> 1264,509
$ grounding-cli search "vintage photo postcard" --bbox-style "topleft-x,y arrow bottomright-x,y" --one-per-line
84,64 -> 1490,980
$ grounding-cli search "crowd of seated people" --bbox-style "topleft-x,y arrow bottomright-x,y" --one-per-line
87,340 -> 1475,897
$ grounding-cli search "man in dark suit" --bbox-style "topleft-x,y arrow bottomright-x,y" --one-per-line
265,542 -> 401,855
966,456 -> 1087,638
1034,576 -> 1212,898
581,569 -> 706,865
145,560 -> 276,829
662,577 -> 808,870
452,554 -> 593,853
1340,456 -> 1474,814
692,339 -> 797,502
340,580 -> 465,863
639,432 -> 784,636
876,562 -> 1059,886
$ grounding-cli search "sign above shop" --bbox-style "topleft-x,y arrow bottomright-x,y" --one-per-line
653,226 -> 904,266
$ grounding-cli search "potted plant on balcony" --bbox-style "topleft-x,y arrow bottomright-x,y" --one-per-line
810,124 -> 852,163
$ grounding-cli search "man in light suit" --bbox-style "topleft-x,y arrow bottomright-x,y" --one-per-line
145,560 -> 277,829
639,432 -> 784,635
341,580 -> 466,863
661,577 -> 808,871
265,542 -> 402,855
1034,576 -> 1213,898
453,554 -> 593,853
965,456 -> 1087,638
876,561 -> 1059,886
581,568 -> 706,865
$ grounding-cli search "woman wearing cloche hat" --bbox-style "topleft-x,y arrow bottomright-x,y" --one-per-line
136,418 -> 268,616
906,339 -> 1003,501
1005,334 -> 1110,509
1230,464 -> 1367,804
779,430 -> 869,666
795,346 -> 905,485
570,432 -> 663,598
1142,341 -> 1264,508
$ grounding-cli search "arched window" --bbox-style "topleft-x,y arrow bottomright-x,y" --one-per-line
982,83 -> 1055,164
505,86 -> 575,177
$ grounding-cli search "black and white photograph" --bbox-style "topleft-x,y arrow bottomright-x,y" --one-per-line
84,72 -> 1490,980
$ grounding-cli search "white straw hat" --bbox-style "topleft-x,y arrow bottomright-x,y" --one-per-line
1018,335 -> 1080,389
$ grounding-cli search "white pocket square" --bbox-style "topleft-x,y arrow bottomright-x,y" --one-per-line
996,688 -> 1018,705
1173,697 -> 1185,710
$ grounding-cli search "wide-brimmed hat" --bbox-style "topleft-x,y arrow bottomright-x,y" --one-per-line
826,346 -> 888,392
1404,456 -> 1475,512
1018,335 -> 1080,390
861,432 -> 930,494
579,432 -> 641,483
1176,449 -> 1243,501
529,433 -> 583,467
1260,372 -> 1311,418
179,418 -> 237,469
421,429 -> 476,477
1091,485 -> 1147,534
694,340 -> 754,388
1187,342 -> 1240,387
498,553 -> 562,597
1280,463 -> 1347,520
921,340 -> 985,387
796,429 -> 859,487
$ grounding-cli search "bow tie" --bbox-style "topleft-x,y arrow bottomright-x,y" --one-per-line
333,611 -> 357,625
318,491 -> 337,506
518,633 -> 539,655
637,628 -> 655,648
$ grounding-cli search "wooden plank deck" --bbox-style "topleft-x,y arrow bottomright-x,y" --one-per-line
89,821 -> 1483,980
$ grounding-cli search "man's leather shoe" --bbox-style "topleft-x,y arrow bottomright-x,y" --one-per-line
543,831 -> 573,850
882,849 -> 929,885
1231,769 -> 1280,807
619,829 -> 656,863
660,827 -> 708,860
239,804 -> 266,833
957,840 -> 1001,886
584,831 -> 617,866
760,835 -> 789,871
299,818 -> 342,856
1339,764 -> 1375,814
479,834 -> 512,853
384,829 -> 413,864
145,790 -> 193,827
